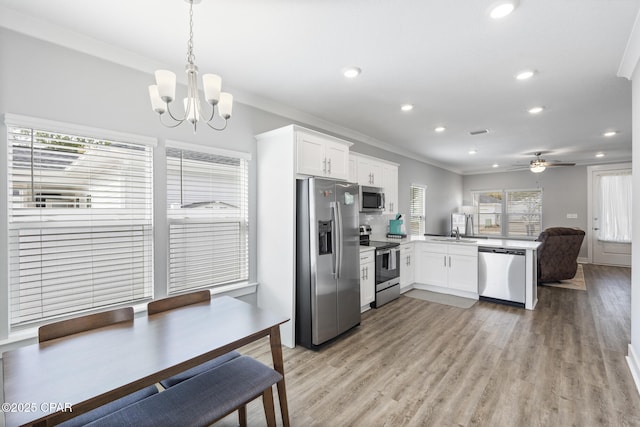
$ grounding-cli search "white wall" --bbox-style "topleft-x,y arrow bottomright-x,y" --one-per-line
463,167 -> 589,257
630,47 -> 640,394
618,9 -> 640,395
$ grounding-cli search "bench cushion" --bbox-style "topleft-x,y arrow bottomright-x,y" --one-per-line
159,350 -> 241,388
85,355 -> 283,427
58,385 -> 158,427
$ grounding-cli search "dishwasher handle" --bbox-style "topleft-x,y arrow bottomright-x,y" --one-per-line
478,246 -> 525,256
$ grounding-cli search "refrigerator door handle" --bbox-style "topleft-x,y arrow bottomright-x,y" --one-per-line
333,201 -> 343,279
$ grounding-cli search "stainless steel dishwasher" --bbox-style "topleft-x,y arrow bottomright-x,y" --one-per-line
478,247 -> 526,307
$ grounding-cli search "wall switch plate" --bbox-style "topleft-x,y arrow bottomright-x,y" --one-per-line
566,213 -> 578,219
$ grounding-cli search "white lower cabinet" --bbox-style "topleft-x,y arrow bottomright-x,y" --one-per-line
400,243 -> 415,289
360,249 -> 375,307
416,243 -> 478,294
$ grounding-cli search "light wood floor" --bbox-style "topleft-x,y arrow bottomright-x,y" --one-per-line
218,264 -> 640,427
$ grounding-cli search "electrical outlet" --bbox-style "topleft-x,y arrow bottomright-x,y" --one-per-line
566,213 -> 578,219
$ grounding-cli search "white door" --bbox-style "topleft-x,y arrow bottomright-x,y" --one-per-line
590,165 -> 632,266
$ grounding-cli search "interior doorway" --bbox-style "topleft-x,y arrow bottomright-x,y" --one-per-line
588,164 -> 632,266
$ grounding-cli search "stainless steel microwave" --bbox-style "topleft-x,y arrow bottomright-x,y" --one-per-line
359,185 -> 385,212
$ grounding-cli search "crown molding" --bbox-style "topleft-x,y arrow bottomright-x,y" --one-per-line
0,5 -> 458,175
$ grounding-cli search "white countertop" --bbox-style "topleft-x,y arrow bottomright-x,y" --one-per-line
363,235 -> 540,250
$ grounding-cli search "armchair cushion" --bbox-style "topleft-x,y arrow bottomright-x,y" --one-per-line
536,227 -> 585,283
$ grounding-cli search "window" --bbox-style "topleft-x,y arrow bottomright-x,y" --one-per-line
409,185 -> 426,236
472,189 -> 542,238
7,123 -> 154,328
598,173 -> 632,242
166,144 -> 249,294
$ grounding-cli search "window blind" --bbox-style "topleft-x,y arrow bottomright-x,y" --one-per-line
166,147 -> 248,293
472,189 -> 542,237
7,126 -> 153,328
506,189 -> 542,237
409,185 -> 426,236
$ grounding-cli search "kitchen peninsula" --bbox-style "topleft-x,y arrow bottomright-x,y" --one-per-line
384,236 -> 541,310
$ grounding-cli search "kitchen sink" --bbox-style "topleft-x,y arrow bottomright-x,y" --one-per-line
432,237 -> 477,243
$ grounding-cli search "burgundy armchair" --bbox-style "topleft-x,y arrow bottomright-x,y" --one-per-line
536,227 -> 585,283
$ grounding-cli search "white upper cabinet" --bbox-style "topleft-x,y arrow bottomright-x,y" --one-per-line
356,156 -> 383,186
351,153 -> 399,213
382,163 -> 398,214
296,131 -> 350,180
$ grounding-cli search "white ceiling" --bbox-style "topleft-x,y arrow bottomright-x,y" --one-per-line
1,0 -> 638,174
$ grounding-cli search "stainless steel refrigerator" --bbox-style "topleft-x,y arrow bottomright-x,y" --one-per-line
296,177 -> 361,349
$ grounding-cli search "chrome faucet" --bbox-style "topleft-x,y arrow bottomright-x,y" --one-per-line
454,227 -> 460,241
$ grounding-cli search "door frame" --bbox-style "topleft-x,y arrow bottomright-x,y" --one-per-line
587,162 -> 632,264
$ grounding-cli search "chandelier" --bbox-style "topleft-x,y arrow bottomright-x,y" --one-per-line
148,0 -> 233,132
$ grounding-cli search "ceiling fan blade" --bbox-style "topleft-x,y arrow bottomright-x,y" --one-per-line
542,161 -> 575,167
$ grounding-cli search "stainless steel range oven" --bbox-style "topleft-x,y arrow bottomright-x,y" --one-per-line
360,226 -> 401,308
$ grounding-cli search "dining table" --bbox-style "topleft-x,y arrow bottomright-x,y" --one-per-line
2,296 -> 290,427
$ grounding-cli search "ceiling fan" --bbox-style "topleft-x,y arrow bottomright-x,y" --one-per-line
529,152 -> 575,173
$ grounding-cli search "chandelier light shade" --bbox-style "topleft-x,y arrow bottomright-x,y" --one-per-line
148,0 -> 232,132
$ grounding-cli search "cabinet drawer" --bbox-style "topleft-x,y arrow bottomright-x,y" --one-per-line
420,242 -> 444,253
448,244 -> 477,257
400,243 -> 414,252
360,251 -> 375,264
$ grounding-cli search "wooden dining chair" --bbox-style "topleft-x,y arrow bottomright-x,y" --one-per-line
147,289 -> 211,315
147,291 -> 242,387
147,290 -> 244,420
38,306 -> 134,343
38,307 -> 159,427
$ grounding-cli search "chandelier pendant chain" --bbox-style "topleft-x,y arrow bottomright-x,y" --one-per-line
187,0 -> 195,66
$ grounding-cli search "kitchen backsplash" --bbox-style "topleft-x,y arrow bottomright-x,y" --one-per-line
359,212 -> 404,239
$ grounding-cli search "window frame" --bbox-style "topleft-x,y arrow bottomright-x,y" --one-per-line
4,114 -> 157,330
165,141 -> 250,295
409,184 -> 427,236
471,188 -> 543,239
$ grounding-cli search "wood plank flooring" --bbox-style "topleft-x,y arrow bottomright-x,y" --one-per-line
217,264 -> 640,427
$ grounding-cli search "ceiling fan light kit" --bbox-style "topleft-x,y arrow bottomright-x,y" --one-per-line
148,0 -> 233,132
530,162 -> 546,173
528,152 -> 576,173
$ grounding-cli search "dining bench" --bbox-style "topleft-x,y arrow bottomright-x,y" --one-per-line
84,355 -> 283,427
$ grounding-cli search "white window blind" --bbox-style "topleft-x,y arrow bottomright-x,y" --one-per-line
409,185 -> 426,236
599,173 -> 632,242
505,189 -> 542,237
7,125 -> 153,328
167,147 -> 248,293
472,189 -> 542,238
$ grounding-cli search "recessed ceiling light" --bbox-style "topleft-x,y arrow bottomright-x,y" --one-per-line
492,163 -> 499,168
434,126 -> 446,132
516,70 -> 535,80
595,152 -> 605,158
603,131 -> 618,137
343,67 -> 361,79
401,104 -> 414,112
528,106 -> 544,114
489,1 -> 518,19
468,149 -> 477,155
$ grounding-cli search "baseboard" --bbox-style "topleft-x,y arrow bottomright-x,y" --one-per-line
627,344 -> 640,396
577,257 -> 589,264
